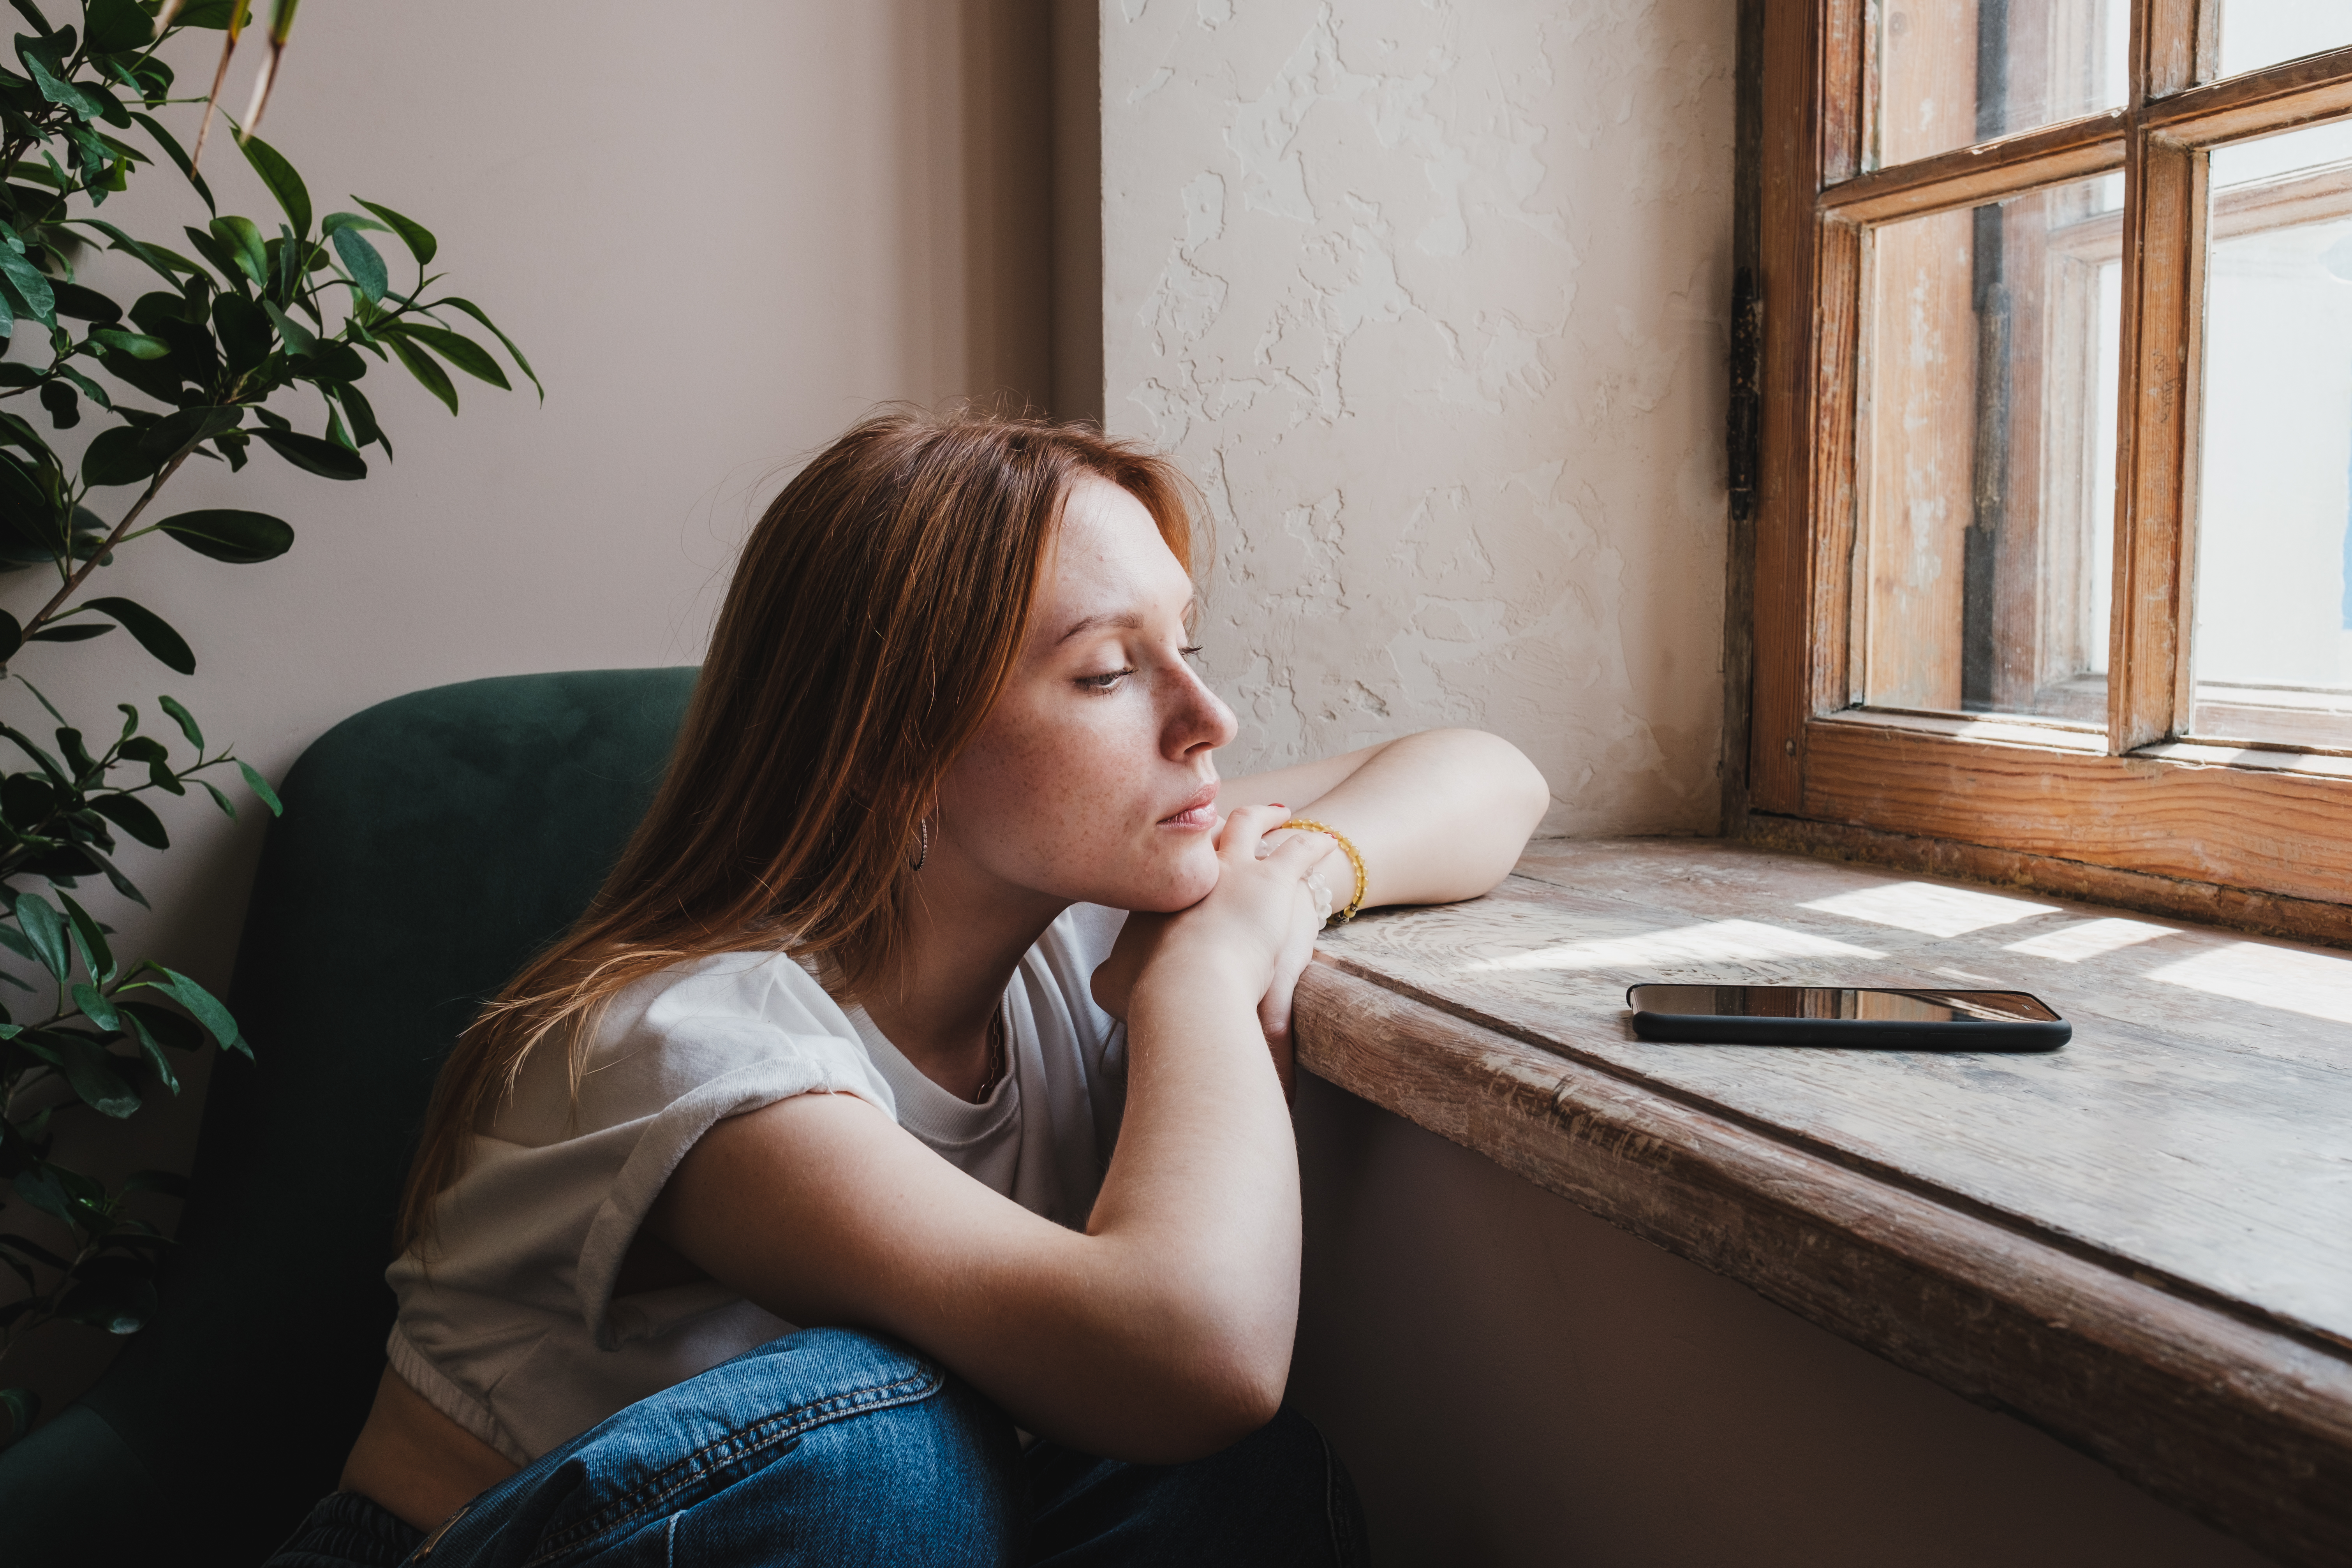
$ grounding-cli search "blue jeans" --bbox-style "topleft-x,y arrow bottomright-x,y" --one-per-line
266,1328 -> 1368,1566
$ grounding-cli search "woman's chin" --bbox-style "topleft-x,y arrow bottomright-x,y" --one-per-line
1105,849 -> 1220,914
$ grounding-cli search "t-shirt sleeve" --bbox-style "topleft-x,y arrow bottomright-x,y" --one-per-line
563,960 -> 895,1350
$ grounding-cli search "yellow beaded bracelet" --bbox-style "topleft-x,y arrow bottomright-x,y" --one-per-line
1277,819 -> 1367,923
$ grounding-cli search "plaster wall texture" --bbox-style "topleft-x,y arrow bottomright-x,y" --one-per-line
1101,0 -> 1734,834
11,0 -> 1086,1422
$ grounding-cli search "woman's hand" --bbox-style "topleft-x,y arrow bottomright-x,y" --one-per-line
1092,807 -> 1326,1091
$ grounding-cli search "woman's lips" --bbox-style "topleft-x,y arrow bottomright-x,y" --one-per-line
1157,783 -> 1219,830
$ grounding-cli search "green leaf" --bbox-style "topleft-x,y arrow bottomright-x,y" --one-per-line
440,298 -> 541,401
253,427 -> 364,481
329,226 -> 386,303
35,381 -> 77,430
353,197 -> 435,265
58,891 -> 115,985
122,1168 -> 189,1198
83,597 -> 195,675
335,380 -> 386,456
56,1254 -> 156,1331
51,281 -> 122,323
211,290 -> 270,373
0,249 -> 55,328
318,210 -> 387,238
60,1037 -> 141,1117
400,324 -> 507,390
198,778 -> 234,819
2,1385 -> 39,1444
11,890 -> 70,980
155,507 -> 292,564
121,1008 -> 178,1095
234,759 -> 281,816
88,791 -> 167,849
385,332 -> 457,415
27,623 -> 108,644
85,0 -> 154,52
129,110 -> 214,214
207,215 -> 268,286
261,299 -> 313,355
0,607 -> 18,661
89,327 -> 167,360
150,966 -> 246,1058
236,131 -> 310,239
19,46 -> 104,122
157,694 -> 203,749
117,999 -> 202,1053
170,0 -> 245,25
70,981 -> 119,1031
137,404 -> 241,460
82,423 -> 160,488
69,218 -> 188,286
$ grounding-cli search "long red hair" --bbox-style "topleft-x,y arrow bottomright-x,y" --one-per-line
395,407 -> 1197,1251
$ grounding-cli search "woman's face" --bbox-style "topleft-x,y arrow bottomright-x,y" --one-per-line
936,476 -> 1237,914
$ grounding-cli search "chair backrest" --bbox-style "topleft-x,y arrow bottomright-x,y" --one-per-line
0,667 -> 696,1567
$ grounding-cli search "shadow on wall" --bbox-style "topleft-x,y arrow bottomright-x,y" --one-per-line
1286,1073 -> 2271,1568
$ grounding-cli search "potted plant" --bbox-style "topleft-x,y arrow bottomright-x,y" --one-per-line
0,0 -> 533,1443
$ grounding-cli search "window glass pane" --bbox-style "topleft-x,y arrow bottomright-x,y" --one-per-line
2190,120 -> 2352,749
1871,0 -> 2128,171
2213,2 -> 2352,82
1860,177 -> 2121,720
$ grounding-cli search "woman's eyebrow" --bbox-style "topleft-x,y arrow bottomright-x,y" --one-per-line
1054,611 -> 1145,645
1053,596 -> 1196,646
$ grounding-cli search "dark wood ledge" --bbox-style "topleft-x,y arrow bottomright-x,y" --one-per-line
1293,839 -> 2352,1568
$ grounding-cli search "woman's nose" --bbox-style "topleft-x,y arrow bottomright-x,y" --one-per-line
1166,663 -> 1237,758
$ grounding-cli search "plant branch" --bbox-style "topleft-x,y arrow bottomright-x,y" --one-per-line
17,451 -> 192,642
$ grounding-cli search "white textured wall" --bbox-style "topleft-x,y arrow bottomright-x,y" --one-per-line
1101,0 -> 1734,833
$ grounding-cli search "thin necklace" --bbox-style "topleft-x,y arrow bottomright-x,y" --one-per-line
974,1008 -> 1007,1103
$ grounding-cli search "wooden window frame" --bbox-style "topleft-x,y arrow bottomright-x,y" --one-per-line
1746,0 -> 2352,943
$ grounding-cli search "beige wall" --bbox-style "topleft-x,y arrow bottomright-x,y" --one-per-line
1291,1076 -> 2270,1568
15,0 -> 1088,1424
1101,0 -> 1733,835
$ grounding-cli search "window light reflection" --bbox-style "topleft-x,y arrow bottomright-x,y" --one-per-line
2003,918 -> 2178,962
1466,920 -> 1883,973
2149,943 -> 2352,1027
1799,881 -> 2059,939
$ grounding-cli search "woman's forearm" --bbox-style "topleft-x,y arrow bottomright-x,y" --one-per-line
1251,728 -> 1549,911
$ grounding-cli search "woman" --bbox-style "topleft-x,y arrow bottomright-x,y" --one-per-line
271,410 -> 1548,1566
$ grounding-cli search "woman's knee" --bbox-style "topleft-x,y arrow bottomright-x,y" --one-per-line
664,1329 -> 1022,1566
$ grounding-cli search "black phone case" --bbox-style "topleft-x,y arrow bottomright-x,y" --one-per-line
1627,1007 -> 2071,1052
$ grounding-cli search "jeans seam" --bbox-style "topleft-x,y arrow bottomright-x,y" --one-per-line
519,1363 -> 943,1566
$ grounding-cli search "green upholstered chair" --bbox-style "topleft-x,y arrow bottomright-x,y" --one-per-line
0,666 -> 698,1567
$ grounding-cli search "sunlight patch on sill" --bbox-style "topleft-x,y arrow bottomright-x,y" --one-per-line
1800,881 -> 2060,939
2003,917 -> 2180,962
1464,919 -> 1884,973
2148,943 -> 2352,1027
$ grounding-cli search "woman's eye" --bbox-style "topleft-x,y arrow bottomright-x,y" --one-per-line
1180,644 -> 1204,662
1076,668 -> 1135,692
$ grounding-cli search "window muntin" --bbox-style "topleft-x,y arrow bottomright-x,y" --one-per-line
1868,0 -> 2128,172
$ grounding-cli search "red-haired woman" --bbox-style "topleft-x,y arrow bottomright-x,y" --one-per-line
270,410 -> 1549,1566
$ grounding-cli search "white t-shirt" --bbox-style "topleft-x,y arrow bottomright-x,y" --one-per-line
384,903 -> 1131,1464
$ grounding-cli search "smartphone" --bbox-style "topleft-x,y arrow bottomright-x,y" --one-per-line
1625,984 -> 2070,1052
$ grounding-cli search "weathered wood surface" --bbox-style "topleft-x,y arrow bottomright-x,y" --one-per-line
1295,836 -> 2352,1567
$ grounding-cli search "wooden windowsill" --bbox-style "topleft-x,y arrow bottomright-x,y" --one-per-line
1293,837 -> 2352,1568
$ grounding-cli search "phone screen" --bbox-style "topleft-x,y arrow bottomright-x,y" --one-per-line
1626,985 -> 2061,1023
